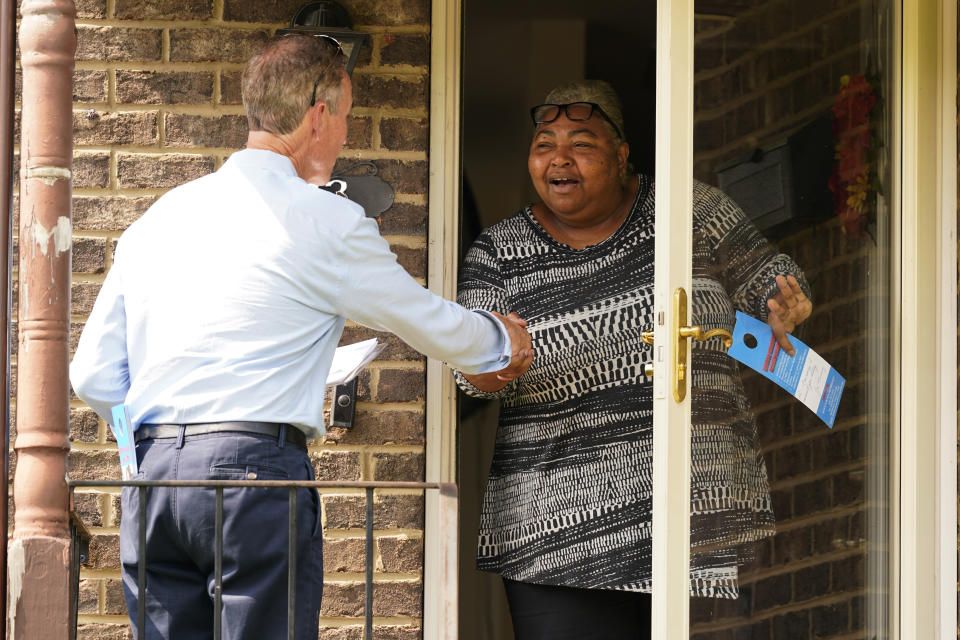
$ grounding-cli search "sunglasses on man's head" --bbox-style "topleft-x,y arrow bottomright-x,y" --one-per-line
309,34 -> 345,107
530,102 -> 623,140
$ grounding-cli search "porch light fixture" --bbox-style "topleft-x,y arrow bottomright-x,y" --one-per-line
276,1 -> 370,76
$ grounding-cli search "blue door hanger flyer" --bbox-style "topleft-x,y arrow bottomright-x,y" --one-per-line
727,311 -> 845,428
110,404 -> 138,479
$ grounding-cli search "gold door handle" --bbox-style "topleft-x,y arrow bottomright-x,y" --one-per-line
671,288 -> 734,402
644,363 -> 654,377
641,331 -> 655,345
677,326 -> 733,348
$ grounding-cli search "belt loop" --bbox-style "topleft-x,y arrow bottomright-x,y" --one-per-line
277,424 -> 286,449
176,425 -> 186,449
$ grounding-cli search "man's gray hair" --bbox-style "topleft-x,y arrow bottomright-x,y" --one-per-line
543,79 -> 626,143
242,34 -> 347,135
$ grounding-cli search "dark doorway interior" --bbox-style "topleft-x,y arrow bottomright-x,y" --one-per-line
459,3 -> 656,638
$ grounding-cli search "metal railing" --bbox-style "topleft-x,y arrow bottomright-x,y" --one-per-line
68,479 -> 458,640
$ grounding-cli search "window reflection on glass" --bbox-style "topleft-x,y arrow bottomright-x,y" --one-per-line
690,2 -> 892,639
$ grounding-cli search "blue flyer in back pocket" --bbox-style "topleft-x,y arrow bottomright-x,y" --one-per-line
727,311 -> 845,428
110,404 -> 139,479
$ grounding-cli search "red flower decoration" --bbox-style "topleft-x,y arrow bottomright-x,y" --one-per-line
829,74 -> 878,237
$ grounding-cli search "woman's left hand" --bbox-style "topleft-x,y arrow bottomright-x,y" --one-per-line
766,274 -> 812,356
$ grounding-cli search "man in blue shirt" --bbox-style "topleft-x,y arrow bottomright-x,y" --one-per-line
70,34 -> 532,640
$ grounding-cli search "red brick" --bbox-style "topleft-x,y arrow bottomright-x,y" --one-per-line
771,610 -> 809,639
323,537 -> 366,573
832,469 -> 864,507
116,153 -> 216,189
222,0 -> 302,22
70,406 -> 101,443
74,70 -> 108,103
772,441 -> 811,481
811,601 -> 849,636
392,245 -> 426,279
345,0 -> 430,26
116,71 -> 214,105
78,578 -> 99,614
74,110 -> 158,146
320,581 -> 365,617
77,623 -> 132,640
372,581 -> 421,617
372,452 -> 424,482
378,202 -> 427,236
353,75 -> 427,111
753,572 -> 792,611
169,28 -> 270,63
220,71 -> 244,105
311,449 -> 361,481
86,532 -> 120,570
73,196 -> 155,232
346,115 -> 373,149
165,113 -> 248,149
114,0 -> 211,20
105,578 -> 127,615
325,409 -> 423,446
337,326 -> 423,362
380,33 -> 429,67
378,536 -> 422,573
772,526 -> 812,564
76,26 -> 162,62
72,281 -> 102,316
70,449 -> 121,482
792,477 -> 831,517
794,562 -> 831,601
322,493 -> 423,530
73,151 -> 110,189
317,627 -> 363,640
75,0 -> 107,18
376,369 -> 424,403
72,491 -> 103,527
73,237 -> 107,274
379,118 -> 427,152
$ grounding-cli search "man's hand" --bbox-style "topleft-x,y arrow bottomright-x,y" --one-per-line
766,274 -> 812,356
461,311 -> 534,392
490,311 -> 534,381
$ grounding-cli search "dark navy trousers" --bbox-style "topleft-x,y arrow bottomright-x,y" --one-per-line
503,578 -> 652,639
120,431 -> 323,640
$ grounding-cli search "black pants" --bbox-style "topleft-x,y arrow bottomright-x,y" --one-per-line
503,578 -> 652,640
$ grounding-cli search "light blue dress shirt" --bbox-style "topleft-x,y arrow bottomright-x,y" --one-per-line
70,149 -> 511,438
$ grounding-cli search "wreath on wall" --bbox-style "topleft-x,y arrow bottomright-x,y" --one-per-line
828,73 -> 880,237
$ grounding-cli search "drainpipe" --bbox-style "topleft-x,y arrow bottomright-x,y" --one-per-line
8,0 -> 75,638
0,0 -> 15,635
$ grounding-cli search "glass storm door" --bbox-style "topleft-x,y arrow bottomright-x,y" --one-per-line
651,1 -> 955,639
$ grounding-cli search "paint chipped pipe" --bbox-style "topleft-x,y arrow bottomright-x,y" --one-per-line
9,0 -> 76,636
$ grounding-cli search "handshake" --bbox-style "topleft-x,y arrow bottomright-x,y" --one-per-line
490,311 -> 534,382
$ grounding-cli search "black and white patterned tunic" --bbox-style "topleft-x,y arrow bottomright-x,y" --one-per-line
455,175 -> 810,598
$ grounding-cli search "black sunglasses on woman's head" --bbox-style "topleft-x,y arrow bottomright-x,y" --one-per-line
530,102 -> 624,140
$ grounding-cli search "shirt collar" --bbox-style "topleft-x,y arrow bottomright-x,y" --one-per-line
225,148 -> 299,178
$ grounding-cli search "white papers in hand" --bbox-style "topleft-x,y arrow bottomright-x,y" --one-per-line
326,338 -> 385,386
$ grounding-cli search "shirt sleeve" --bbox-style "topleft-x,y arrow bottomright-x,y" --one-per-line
329,215 -> 511,375
694,183 -> 812,320
452,233 -> 518,399
69,256 -> 130,425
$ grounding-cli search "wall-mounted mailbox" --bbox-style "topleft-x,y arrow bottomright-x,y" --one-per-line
714,115 -> 834,233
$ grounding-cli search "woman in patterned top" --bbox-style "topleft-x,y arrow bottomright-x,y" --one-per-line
455,80 -> 812,640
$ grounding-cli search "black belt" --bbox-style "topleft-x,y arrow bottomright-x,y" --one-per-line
135,421 -> 306,449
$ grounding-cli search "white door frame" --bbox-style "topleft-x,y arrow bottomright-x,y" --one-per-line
423,1 -> 958,638
899,1 -> 957,639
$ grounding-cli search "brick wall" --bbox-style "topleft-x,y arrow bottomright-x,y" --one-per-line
14,0 -> 432,638
690,1 -> 882,638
